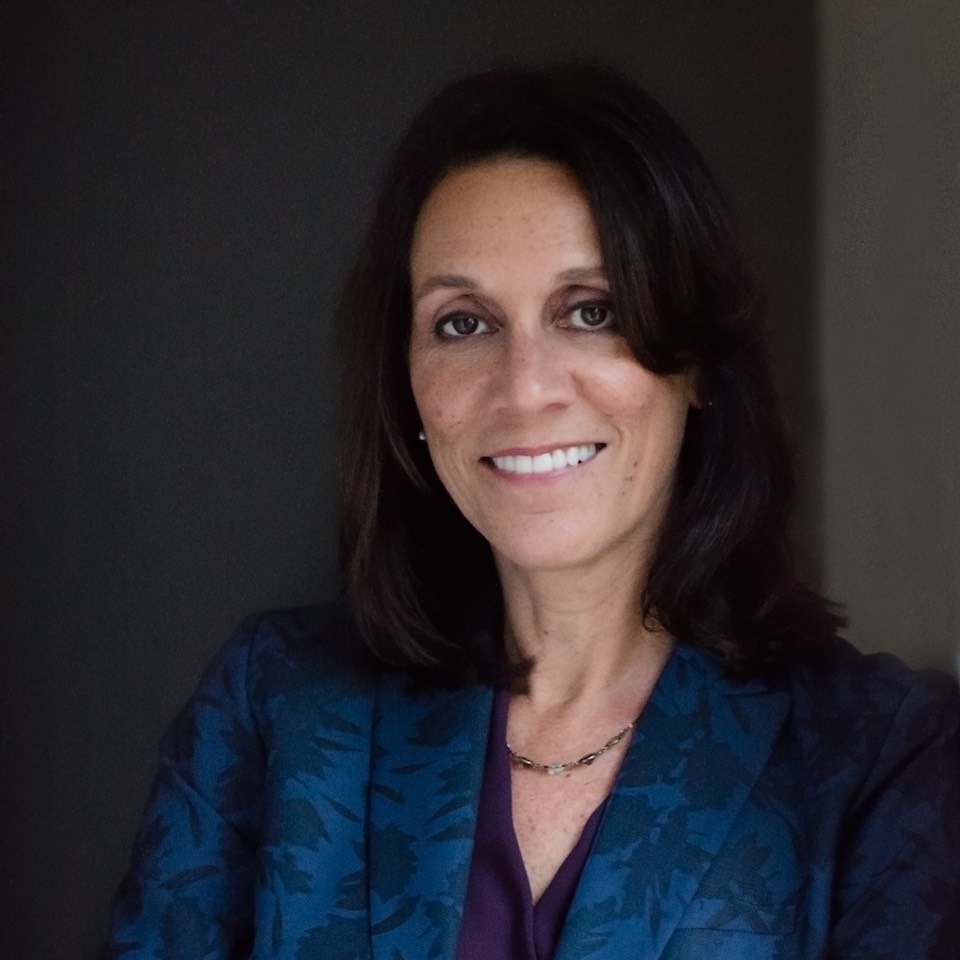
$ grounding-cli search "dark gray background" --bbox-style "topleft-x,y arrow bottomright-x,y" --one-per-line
3,3 -> 818,957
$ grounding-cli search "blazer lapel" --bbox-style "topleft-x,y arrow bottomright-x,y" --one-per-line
368,671 -> 492,960
557,647 -> 790,960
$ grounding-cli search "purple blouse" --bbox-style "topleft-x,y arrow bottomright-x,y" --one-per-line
455,689 -> 607,960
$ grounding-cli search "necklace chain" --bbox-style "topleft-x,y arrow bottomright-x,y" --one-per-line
506,717 -> 637,776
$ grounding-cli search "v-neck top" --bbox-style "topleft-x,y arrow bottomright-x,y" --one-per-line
455,688 -> 608,960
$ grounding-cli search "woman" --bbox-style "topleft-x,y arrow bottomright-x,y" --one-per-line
103,64 -> 960,960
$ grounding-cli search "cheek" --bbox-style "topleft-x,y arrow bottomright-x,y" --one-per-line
410,360 -> 477,435
587,365 -> 658,418
409,361 -> 440,422
411,378 -> 454,433
596,370 -> 692,458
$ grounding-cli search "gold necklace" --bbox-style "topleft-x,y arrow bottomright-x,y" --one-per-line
506,718 -> 637,776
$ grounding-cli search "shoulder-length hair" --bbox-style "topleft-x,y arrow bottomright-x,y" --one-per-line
337,62 -> 842,682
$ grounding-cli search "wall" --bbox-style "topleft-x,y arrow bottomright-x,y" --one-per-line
818,0 -> 960,670
1,3 -> 816,957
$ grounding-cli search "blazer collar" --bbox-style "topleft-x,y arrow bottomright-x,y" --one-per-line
556,646 -> 790,960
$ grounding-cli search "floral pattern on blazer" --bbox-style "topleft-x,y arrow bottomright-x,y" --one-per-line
102,604 -> 960,960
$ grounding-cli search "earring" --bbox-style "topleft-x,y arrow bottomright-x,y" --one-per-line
418,430 -> 426,441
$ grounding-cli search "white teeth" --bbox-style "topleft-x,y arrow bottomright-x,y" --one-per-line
491,443 -> 600,474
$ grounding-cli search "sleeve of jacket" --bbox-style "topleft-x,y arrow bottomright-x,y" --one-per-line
831,669 -> 960,960
101,615 -> 266,960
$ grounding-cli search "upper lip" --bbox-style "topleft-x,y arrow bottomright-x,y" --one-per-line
483,442 -> 603,459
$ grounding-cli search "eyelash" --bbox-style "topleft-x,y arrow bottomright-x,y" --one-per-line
432,300 -> 615,340
568,301 -> 615,330
434,313 -> 491,339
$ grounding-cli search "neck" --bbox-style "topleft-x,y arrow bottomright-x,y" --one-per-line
497,555 -> 672,712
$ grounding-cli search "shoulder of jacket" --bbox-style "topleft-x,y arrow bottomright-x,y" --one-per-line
787,636 -> 958,721
782,637 -> 959,788
228,600 -> 381,704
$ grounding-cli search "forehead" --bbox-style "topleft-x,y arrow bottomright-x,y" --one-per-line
409,158 -> 600,279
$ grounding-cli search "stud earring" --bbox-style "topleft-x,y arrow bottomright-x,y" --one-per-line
418,430 -> 426,441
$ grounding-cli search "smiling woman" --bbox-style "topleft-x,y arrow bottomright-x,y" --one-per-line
102,64 -> 960,960
337,65 -> 826,682
408,159 -> 696,584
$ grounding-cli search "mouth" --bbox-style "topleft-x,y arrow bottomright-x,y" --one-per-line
484,443 -> 605,475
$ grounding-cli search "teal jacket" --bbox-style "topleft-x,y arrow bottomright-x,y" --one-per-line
103,604 -> 960,959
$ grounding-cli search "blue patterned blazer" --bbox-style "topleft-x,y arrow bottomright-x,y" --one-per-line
103,604 -> 960,960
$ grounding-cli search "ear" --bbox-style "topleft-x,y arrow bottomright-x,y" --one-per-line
685,368 -> 706,410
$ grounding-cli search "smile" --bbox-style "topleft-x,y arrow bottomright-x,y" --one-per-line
488,443 -> 603,475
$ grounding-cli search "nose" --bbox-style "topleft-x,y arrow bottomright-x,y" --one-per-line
491,326 -> 573,416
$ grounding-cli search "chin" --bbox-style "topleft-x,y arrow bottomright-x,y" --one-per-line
489,531 -> 621,578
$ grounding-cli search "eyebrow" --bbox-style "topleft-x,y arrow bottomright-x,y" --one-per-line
413,274 -> 478,301
555,266 -> 607,284
413,265 -> 607,302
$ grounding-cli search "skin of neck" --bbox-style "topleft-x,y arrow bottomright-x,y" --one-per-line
496,545 -> 673,715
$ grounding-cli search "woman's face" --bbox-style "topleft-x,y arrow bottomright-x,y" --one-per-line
408,158 -> 696,579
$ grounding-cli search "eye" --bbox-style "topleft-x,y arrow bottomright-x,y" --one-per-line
435,313 -> 490,338
568,302 -> 614,330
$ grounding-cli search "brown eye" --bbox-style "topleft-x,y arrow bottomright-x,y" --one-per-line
436,313 -> 489,338
570,303 -> 614,330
